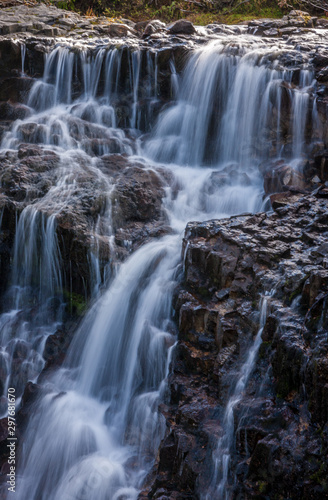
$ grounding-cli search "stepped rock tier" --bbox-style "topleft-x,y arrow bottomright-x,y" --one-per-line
0,4 -> 328,499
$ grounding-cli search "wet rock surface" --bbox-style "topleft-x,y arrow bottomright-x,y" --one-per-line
0,147 -> 168,299
247,9 -> 318,36
145,192 -> 328,499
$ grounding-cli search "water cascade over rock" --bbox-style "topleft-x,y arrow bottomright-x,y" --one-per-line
0,9 -> 328,499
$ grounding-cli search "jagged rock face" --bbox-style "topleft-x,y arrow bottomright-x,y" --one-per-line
0,146 -> 168,300
144,192 -> 328,499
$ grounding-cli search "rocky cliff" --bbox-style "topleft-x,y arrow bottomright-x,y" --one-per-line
143,190 -> 328,498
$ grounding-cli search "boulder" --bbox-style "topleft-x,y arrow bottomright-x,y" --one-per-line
142,20 -> 166,39
0,101 -> 31,121
106,23 -> 134,38
0,77 -> 34,103
111,164 -> 165,227
263,163 -> 310,194
168,20 -> 196,35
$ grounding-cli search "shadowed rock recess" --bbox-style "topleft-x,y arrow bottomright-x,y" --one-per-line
1,3 -> 328,500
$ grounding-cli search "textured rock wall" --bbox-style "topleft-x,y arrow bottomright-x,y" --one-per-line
144,191 -> 328,499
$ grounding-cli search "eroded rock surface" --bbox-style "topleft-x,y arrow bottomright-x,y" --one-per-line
144,191 -> 328,499
0,146 -> 168,299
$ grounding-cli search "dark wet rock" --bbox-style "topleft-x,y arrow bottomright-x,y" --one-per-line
0,148 -> 59,201
0,147 -> 93,298
206,23 -> 241,36
0,195 -> 16,301
134,20 -> 150,35
203,168 -> 251,194
16,382 -> 44,431
263,162 -> 310,194
0,76 -> 34,103
0,101 -> 31,121
42,325 -> 76,370
112,165 -> 164,226
168,20 -> 196,36
247,10 -> 318,37
144,193 -> 328,499
269,191 -> 303,209
0,38 -> 21,77
314,149 -> 328,182
105,23 -> 135,38
81,137 -> 125,156
0,146 -> 171,300
110,160 -> 172,255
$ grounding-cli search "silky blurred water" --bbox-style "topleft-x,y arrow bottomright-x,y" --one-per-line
0,35 -> 320,499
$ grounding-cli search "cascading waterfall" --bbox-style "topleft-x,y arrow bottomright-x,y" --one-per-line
11,209 -> 62,310
203,292 -> 273,500
13,236 -> 181,500
24,44 -> 161,132
0,32 -> 322,500
145,40 -> 318,167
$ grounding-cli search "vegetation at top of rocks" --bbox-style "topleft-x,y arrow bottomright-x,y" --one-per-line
44,0 -> 327,24
279,0 -> 328,13
55,0 -> 76,10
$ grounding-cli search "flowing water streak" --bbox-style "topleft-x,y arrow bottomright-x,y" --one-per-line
145,40 -> 318,167
169,57 -> 179,98
204,292 -> 273,500
130,50 -> 141,129
0,147 -> 117,414
1,33 -> 323,500
0,42 -> 170,415
103,48 -> 123,102
81,48 -> 106,99
20,43 -> 26,75
11,209 -> 62,312
291,70 -> 314,160
10,156 -> 263,500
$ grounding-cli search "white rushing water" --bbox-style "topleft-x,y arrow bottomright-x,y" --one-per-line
0,34 -> 321,499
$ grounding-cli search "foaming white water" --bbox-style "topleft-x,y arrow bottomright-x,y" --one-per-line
0,146 -> 115,411
0,43 -> 170,414
144,40 -> 318,167
10,158 -> 262,499
0,32 -> 322,500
